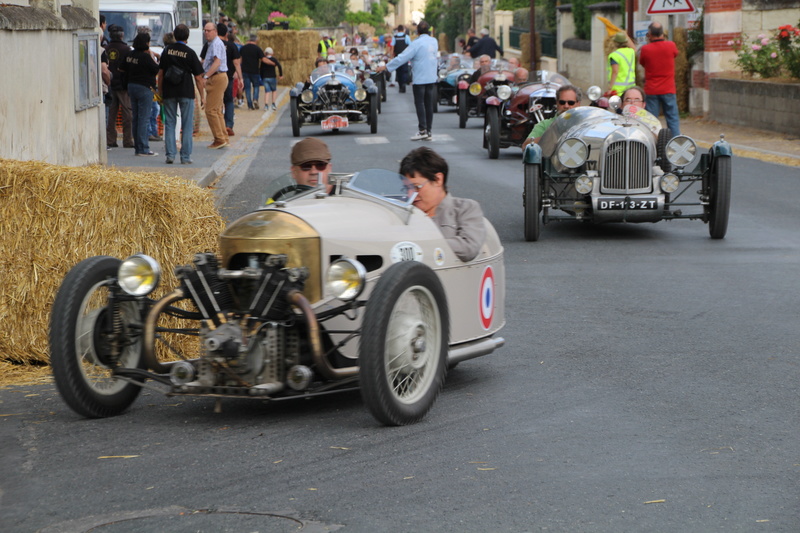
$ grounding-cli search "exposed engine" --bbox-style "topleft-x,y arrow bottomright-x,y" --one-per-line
317,78 -> 351,109
168,253 -> 314,396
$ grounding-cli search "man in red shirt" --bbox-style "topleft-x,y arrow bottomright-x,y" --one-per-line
638,22 -> 680,135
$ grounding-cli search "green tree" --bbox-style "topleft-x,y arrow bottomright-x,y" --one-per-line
310,0 -> 348,27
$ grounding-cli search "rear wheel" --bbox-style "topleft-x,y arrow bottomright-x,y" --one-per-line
485,108 -> 500,159
290,97 -> 300,137
707,155 -> 731,239
523,163 -> 542,242
369,96 -> 378,134
359,262 -> 449,426
50,256 -> 144,418
458,89 -> 468,128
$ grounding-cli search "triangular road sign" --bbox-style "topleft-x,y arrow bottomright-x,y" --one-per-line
647,0 -> 696,14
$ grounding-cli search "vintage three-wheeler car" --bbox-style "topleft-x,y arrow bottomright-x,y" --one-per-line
457,59 -> 515,129
522,92 -> 732,241
50,170 -> 506,426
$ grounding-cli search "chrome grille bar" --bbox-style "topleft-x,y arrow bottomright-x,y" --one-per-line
602,140 -> 652,194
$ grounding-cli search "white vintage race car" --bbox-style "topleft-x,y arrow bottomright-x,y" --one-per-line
49,170 -> 505,426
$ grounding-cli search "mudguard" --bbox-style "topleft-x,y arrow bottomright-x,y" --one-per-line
485,96 -> 501,106
458,80 -> 469,90
711,139 -> 733,158
523,142 -> 542,165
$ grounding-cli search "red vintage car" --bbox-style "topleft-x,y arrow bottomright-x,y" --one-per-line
457,59 -> 516,129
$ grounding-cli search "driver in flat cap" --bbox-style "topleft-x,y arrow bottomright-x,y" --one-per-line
290,137 -> 333,193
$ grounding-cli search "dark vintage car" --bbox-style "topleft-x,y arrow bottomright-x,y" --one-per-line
49,170 -> 506,426
457,59 -> 515,129
522,95 -> 732,241
289,64 -> 379,137
483,71 -> 570,159
435,54 -> 475,113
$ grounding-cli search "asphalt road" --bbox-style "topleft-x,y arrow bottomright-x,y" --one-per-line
2,88 -> 799,533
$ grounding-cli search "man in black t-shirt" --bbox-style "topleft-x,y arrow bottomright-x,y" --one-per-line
239,34 -> 266,109
105,25 -> 134,148
158,24 -> 205,164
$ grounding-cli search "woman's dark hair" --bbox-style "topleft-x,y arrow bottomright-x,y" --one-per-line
132,32 -> 150,51
399,147 -> 449,191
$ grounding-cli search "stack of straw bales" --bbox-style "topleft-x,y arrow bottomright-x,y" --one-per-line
0,159 -> 226,366
256,30 -> 320,86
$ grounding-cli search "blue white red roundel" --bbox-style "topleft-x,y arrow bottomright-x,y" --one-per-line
479,266 -> 495,329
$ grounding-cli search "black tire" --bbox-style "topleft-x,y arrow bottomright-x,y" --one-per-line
523,163 -> 541,242
486,107 -> 500,159
359,261 -> 449,426
380,75 -> 387,102
458,89 -> 468,129
369,96 -> 378,134
290,97 -> 300,137
50,256 -> 144,418
708,155 -> 731,239
657,128 -> 673,173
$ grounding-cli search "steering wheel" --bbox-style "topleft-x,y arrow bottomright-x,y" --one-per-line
270,184 -> 314,202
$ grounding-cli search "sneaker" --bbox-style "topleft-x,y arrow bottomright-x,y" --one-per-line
136,151 -> 158,156
422,131 -> 433,141
272,103 -> 277,110
208,142 -> 228,149
226,127 -> 235,136
149,135 -> 162,142
253,102 -> 259,110
181,159 -> 193,164
107,142 -> 119,148
166,157 -> 174,164
410,130 -> 428,141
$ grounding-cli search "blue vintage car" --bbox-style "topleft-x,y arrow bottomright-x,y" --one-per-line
435,54 -> 475,113
289,64 -> 379,137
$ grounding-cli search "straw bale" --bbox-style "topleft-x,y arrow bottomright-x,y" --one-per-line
256,30 -> 319,86
0,159 -> 226,366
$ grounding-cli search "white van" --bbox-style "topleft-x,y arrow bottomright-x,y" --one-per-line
101,0 -> 203,54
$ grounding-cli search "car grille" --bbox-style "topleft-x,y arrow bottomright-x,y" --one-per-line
602,140 -> 651,194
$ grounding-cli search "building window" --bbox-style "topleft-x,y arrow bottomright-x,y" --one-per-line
74,31 -> 102,111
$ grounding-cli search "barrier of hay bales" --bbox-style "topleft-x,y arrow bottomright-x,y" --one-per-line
256,30 -> 320,86
0,159 -> 226,366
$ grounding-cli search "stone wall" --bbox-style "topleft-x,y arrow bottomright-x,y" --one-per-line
709,78 -> 800,135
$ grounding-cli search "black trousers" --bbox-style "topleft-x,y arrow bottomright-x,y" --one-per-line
413,83 -> 436,133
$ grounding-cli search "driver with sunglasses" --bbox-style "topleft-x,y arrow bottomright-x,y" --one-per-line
522,84 -> 582,148
290,137 -> 334,193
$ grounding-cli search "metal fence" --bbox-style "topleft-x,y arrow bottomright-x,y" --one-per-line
509,27 -> 556,58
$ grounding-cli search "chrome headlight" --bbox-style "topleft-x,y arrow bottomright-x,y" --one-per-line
118,254 -> 160,296
301,89 -> 314,103
660,173 -> 681,193
496,85 -> 512,101
469,82 -> 482,96
355,88 -> 367,101
574,174 -> 593,194
326,258 -> 366,301
666,135 -> 698,167
557,138 -> 589,169
586,85 -> 602,101
438,68 -> 447,77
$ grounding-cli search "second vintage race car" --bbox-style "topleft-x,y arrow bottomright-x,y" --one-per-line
522,91 -> 732,241
289,64 -> 379,137
483,70 -> 570,159
458,59 -> 515,129
435,53 -> 475,112
49,170 -> 506,426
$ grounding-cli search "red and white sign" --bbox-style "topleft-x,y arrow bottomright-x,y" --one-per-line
479,266 -> 495,330
647,0 -> 696,15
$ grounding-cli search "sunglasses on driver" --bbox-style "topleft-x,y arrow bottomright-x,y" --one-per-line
298,161 -> 329,171
558,99 -> 577,106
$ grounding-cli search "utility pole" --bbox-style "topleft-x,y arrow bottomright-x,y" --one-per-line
529,0 -> 536,71
626,0 -> 634,38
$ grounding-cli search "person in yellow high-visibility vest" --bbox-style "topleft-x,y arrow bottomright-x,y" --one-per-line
607,32 -> 636,96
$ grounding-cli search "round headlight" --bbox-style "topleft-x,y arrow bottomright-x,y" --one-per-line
586,85 -> 602,101
439,68 -> 447,77
469,82 -> 482,96
660,173 -> 681,194
355,88 -> 367,101
574,174 -> 593,194
666,135 -> 698,167
118,254 -> 161,296
557,138 -> 589,169
326,258 -> 366,301
496,85 -> 512,101
301,89 -> 314,103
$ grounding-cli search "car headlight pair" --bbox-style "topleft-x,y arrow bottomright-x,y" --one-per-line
118,254 -> 161,296
326,258 -> 366,301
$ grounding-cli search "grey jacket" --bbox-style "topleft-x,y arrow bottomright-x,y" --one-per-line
432,194 -> 486,262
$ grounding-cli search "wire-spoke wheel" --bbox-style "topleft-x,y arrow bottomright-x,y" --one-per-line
359,262 -> 449,426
